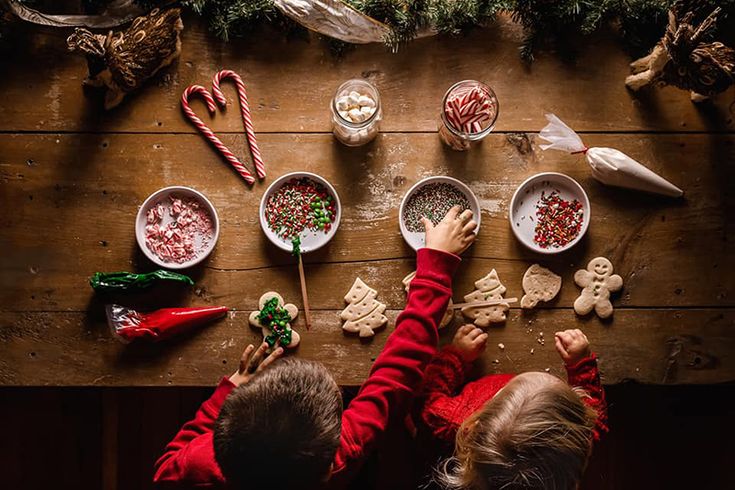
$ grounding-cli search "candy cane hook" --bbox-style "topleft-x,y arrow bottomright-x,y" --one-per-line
212,69 -> 266,180
181,85 -> 256,185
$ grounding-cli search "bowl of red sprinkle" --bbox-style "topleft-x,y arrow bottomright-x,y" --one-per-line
136,186 -> 220,269
260,172 -> 341,254
509,172 -> 589,254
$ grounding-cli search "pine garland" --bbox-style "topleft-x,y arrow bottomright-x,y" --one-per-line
6,1 -> 734,60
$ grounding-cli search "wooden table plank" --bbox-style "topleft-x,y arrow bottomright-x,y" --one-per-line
1,133 -> 732,312
1,309 -> 732,386
0,15 -> 733,134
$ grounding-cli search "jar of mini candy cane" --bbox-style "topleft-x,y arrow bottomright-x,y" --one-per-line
331,79 -> 382,146
438,80 -> 499,151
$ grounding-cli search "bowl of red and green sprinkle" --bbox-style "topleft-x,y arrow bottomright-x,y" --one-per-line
399,176 -> 481,251
260,172 -> 341,254
509,172 -> 590,254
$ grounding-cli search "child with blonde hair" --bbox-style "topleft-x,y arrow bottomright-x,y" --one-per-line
419,327 -> 607,490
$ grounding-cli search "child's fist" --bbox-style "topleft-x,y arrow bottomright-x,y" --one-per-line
451,324 -> 488,363
554,329 -> 591,366
423,205 -> 477,256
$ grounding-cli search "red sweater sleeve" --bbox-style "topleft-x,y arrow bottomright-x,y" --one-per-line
419,347 -> 470,442
152,377 -> 235,488
565,353 -> 609,441
329,248 -> 460,487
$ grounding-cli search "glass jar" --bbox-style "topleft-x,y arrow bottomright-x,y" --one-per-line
438,80 -> 499,151
331,79 -> 382,147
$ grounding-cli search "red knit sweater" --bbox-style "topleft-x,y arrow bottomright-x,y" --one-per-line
153,248 -> 460,489
420,346 -> 609,444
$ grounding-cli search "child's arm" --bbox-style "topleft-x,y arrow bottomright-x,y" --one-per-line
330,207 -> 476,483
420,325 -> 488,442
555,329 -> 609,441
153,343 -> 282,487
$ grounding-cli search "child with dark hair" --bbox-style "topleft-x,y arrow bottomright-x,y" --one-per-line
153,206 -> 478,490
421,327 -> 608,490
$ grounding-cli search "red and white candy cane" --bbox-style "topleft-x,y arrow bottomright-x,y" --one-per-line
181,85 -> 256,185
212,70 -> 266,180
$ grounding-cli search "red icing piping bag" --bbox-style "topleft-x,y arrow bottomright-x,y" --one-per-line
106,304 -> 229,342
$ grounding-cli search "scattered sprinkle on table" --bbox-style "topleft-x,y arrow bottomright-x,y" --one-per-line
403,182 -> 471,232
533,191 -> 584,248
264,177 -> 336,240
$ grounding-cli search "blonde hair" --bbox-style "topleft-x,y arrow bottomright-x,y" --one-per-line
437,372 -> 597,490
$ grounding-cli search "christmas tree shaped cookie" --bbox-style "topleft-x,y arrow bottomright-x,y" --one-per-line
461,269 -> 509,327
341,278 -> 388,338
249,292 -> 300,349
402,271 -> 453,328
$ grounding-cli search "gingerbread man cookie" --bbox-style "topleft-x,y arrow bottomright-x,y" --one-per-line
341,278 -> 388,338
461,269 -> 509,327
573,257 -> 623,319
402,271 -> 453,328
249,292 -> 300,348
521,264 -> 562,309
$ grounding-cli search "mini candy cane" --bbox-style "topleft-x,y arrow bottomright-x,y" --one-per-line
212,69 -> 266,180
181,85 -> 256,185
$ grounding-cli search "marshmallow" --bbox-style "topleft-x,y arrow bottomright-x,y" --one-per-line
348,108 -> 365,122
336,96 -> 350,111
358,95 -> 375,108
346,93 -> 360,106
360,106 -> 374,117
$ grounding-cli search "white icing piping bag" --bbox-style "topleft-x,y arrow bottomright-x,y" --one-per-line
538,114 -> 683,197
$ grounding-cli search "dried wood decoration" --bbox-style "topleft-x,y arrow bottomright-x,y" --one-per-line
67,8 -> 183,109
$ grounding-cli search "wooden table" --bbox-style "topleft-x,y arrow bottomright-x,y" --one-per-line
1,15 -> 733,387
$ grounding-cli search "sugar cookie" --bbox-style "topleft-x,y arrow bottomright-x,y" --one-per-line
573,257 -> 623,319
521,264 -> 562,309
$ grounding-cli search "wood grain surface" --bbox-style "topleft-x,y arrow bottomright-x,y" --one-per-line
0,13 -> 733,386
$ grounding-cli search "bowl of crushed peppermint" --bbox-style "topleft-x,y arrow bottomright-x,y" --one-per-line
509,172 -> 590,254
399,176 -> 481,251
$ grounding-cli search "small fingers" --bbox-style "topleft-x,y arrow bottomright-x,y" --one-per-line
421,217 -> 434,232
442,205 -> 462,222
257,346 -> 284,372
457,324 -> 475,337
474,332 -> 489,345
461,220 -> 478,234
468,327 -> 485,340
554,336 -> 569,358
458,209 -> 473,223
555,330 -> 574,346
246,342 -> 269,373
238,344 -> 256,374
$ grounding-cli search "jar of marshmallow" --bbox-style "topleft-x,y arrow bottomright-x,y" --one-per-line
331,79 -> 382,147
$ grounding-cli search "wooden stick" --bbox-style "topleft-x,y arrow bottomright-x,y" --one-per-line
298,254 -> 312,330
451,298 -> 518,309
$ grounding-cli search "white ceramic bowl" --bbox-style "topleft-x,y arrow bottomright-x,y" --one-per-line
399,176 -> 481,251
135,186 -> 220,269
259,172 -> 341,253
509,172 -> 590,254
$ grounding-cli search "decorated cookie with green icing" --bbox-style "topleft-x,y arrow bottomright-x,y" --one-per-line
249,292 -> 300,349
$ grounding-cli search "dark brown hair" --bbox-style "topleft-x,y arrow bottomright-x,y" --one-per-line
438,372 -> 597,490
213,357 -> 343,490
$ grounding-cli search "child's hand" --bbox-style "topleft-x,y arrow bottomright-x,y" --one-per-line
229,342 -> 283,386
451,324 -> 488,363
554,329 -> 591,366
423,205 -> 477,255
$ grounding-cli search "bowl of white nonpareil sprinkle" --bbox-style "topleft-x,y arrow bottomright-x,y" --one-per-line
136,186 -> 220,269
399,176 -> 481,251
